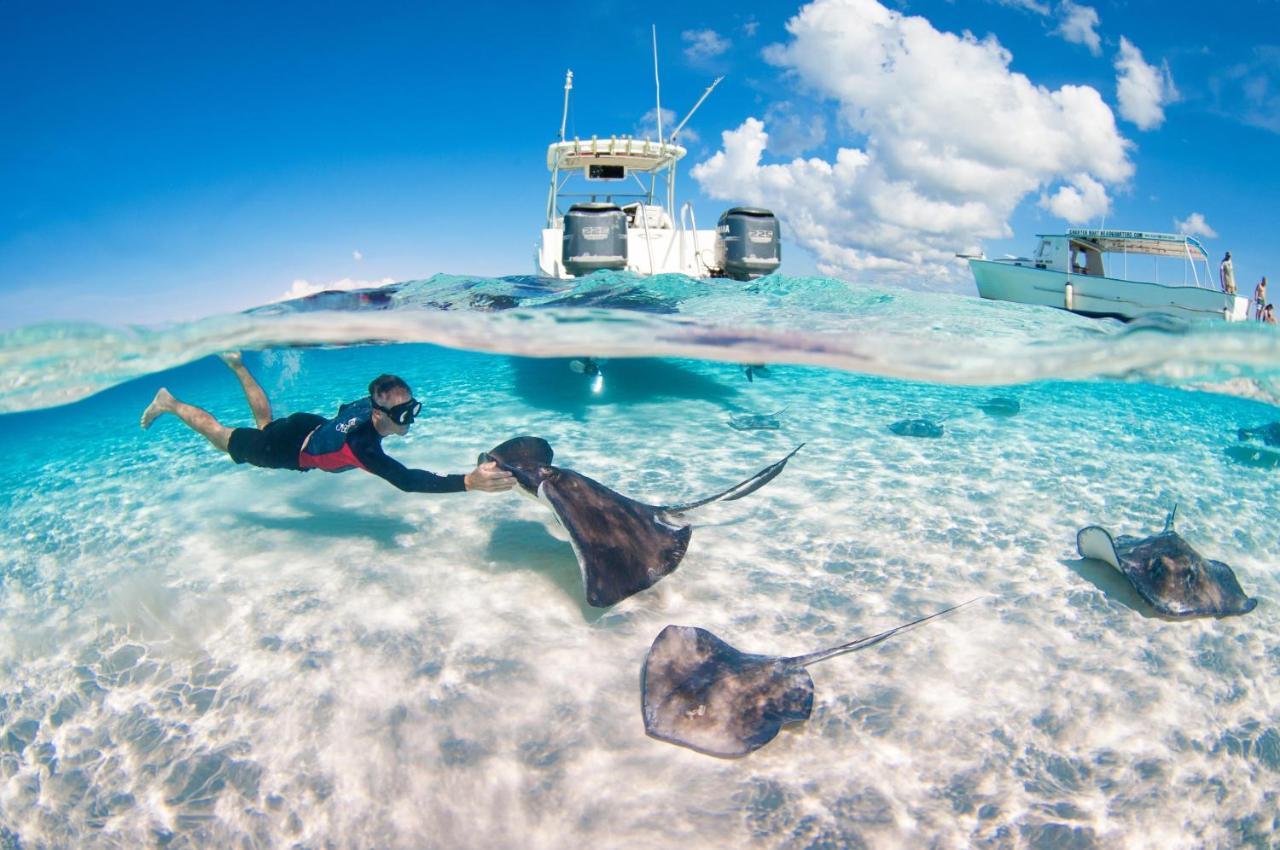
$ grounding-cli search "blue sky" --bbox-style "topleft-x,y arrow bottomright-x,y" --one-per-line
2,0 -> 1278,329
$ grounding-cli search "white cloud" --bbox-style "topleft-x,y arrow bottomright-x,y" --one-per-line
275,277 -> 395,303
1054,2 -> 1101,56
638,107 -> 698,144
352,250 -> 363,261
743,18 -> 760,38
682,29 -> 730,63
1038,173 -> 1109,222
1175,212 -> 1217,238
994,0 -> 1051,14
692,0 -> 1133,282
1115,36 -> 1179,130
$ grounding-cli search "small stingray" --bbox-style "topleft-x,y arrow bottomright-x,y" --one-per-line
481,437 -> 803,607
1225,444 -> 1280,469
977,396 -> 1020,417
1237,422 -> 1280,447
889,418 -> 944,438
641,599 -> 981,757
1076,506 -> 1257,618
729,406 -> 788,432
741,364 -> 769,383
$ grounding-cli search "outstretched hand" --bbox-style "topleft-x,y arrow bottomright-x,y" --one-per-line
465,461 -> 516,493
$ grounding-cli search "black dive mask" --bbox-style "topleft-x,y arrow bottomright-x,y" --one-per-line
373,397 -> 421,426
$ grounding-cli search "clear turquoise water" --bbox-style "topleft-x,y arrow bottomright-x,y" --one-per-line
1,273 -> 1278,849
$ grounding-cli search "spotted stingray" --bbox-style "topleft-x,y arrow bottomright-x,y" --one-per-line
641,599 -> 981,757
1076,506 -> 1257,619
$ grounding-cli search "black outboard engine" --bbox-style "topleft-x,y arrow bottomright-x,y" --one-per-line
562,203 -> 628,277
715,207 -> 781,280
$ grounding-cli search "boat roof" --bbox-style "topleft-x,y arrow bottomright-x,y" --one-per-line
1043,228 -> 1210,261
547,137 -> 686,172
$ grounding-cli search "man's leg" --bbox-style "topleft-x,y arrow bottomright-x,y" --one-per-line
140,388 -> 234,452
220,352 -> 272,429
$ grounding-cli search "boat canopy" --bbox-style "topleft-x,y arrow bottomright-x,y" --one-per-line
546,138 -> 686,173
1061,228 -> 1209,261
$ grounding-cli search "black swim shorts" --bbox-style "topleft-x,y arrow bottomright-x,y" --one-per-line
227,412 -> 327,470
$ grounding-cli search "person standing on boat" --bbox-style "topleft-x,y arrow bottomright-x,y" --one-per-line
1220,251 -> 1236,295
1253,276 -> 1268,320
140,353 -> 516,494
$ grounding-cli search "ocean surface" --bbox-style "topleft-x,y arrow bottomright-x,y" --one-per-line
1,272 -> 1278,849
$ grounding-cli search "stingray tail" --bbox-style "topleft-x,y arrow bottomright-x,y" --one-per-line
788,596 -> 988,668
662,444 -> 804,515
1163,503 -> 1178,533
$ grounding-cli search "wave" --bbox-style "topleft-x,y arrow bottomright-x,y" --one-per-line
2,272 -> 1278,413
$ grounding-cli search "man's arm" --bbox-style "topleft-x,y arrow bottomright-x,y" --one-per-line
350,430 -> 466,493
349,429 -> 514,493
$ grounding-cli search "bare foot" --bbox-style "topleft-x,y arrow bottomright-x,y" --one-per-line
219,351 -> 244,369
140,388 -> 174,429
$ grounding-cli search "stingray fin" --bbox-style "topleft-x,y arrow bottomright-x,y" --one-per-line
663,444 -> 804,515
1163,504 -> 1178,533
1077,526 -> 1120,570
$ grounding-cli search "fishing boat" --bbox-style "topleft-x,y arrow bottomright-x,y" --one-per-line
966,229 -> 1249,321
535,37 -> 781,281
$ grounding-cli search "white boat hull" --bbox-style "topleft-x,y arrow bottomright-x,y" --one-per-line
969,259 -> 1249,322
537,227 -> 718,279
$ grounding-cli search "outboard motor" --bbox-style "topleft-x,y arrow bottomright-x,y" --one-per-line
562,203 -> 628,277
715,207 -> 781,280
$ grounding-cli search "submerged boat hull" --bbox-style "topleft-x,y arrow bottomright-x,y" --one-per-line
969,259 -> 1249,322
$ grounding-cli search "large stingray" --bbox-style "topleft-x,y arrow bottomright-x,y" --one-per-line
481,437 -> 803,607
641,599 -> 980,757
1076,506 -> 1257,618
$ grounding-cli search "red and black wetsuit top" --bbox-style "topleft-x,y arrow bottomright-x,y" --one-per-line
298,398 -> 466,493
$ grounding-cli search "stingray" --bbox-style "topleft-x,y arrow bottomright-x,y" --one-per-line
889,417 -> 944,438
977,396 -> 1020,417
1076,506 -> 1257,618
729,406 -> 788,432
1237,422 -> 1280,447
641,599 -> 981,757
1225,444 -> 1280,469
480,437 -> 803,607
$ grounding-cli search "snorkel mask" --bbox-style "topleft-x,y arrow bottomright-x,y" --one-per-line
372,397 -> 422,426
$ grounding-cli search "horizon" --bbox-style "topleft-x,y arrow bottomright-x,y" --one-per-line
3,0 -> 1277,330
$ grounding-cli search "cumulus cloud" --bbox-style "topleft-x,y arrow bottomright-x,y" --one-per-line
1115,36 -> 1179,130
692,0 -> 1133,283
638,107 -> 698,144
1039,174 -> 1109,222
275,277 -> 395,303
1054,2 -> 1101,55
1175,212 -> 1217,238
682,29 -> 730,63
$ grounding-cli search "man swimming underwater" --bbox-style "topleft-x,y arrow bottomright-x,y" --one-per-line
140,353 -> 515,494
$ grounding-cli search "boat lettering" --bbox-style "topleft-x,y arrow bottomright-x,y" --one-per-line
581,226 -> 610,241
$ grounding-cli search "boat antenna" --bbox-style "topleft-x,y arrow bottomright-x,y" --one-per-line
559,69 -> 573,143
652,25 -> 663,143
670,76 -> 724,143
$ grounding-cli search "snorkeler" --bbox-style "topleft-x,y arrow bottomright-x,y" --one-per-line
140,353 -> 515,493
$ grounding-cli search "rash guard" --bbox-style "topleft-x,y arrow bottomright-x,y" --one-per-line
298,398 -> 466,493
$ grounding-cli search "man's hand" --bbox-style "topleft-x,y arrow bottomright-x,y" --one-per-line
465,461 -> 516,493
